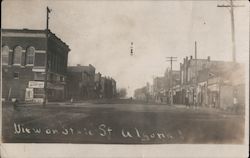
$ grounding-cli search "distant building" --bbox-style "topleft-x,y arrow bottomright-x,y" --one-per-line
153,76 -> 168,103
167,70 -> 181,104
66,64 -> 96,100
134,86 -> 147,101
111,78 -> 117,98
152,69 -> 180,104
94,72 -> 102,98
180,56 -> 214,105
100,77 -> 116,99
180,55 -> 245,111
134,82 -> 154,102
2,29 -> 70,103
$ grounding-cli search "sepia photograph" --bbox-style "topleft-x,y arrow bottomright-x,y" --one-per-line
1,0 -> 249,157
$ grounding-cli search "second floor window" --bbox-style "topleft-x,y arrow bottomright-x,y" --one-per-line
26,46 -> 35,65
34,53 -> 46,67
13,46 -> 22,65
2,46 -> 9,65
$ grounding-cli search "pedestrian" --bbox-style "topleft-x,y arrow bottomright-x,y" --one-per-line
212,96 -> 216,108
185,94 -> 189,108
194,94 -> 198,110
13,99 -> 18,110
189,93 -> 192,108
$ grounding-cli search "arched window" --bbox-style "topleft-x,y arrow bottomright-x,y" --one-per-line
2,46 -> 9,65
26,46 -> 35,65
13,46 -> 22,65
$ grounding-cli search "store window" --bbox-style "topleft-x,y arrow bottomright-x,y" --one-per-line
26,46 -> 35,65
2,46 -> 9,65
13,46 -> 22,65
33,88 -> 44,98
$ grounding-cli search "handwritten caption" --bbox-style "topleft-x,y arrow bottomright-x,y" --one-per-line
13,122 -> 184,142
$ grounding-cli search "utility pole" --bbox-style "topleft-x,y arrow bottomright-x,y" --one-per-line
43,7 -> 52,107
166,56 -> 177,106
217,0 -> 244,62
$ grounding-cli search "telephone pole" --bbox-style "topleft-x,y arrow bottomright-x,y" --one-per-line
43,7 -> 52,107
217,0 -> 244,62
166,56 -> 177,105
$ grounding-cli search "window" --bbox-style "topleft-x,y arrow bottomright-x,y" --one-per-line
2,46 -> 9,65
26,46 -> 35,65
34,53 -> 46,67
13,72 -> 19,79
13,46 -> 22,65
34,88 -> 44,98
49,73 -> 54,82
60,76 -> 64,82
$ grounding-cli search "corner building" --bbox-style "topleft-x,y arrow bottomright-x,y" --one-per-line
2,29 -> 70,103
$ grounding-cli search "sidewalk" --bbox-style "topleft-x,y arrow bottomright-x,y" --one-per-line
173,104 -> 244,116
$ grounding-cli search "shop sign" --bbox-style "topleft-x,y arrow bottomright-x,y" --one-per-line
29,81 -> 44,88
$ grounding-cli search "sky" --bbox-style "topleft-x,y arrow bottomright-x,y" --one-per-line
2,0 -> 249,97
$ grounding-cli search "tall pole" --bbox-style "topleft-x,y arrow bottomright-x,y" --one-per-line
43,7 -> 51,106
230,0 -> 236,62
217,0 -> 244,62
166,57 -> 177,105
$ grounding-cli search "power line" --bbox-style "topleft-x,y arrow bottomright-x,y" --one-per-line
217,0 -> 244,62
43,6 -> 52,107
166,56 -> 177,106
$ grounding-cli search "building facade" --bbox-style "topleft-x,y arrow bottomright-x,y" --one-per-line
2,29 -> 70,103
100,77 -> 116,99
179,55 -> 245,111
66,64 -> 96,100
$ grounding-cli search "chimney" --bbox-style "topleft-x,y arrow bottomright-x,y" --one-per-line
207,56 -> 210,61
190,56 -> 193,59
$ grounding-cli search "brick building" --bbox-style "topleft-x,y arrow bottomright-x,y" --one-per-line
100,77 -> 117,99
94,72 -> 102,98
2,29 -> 70,103
179,56 -> 213,105
66,64 -> 96,100
179,55 -> 244,110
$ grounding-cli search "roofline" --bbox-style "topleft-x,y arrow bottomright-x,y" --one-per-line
1,28 -> 70,51
2,28 -> 46,33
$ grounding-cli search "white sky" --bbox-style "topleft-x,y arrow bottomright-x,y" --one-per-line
2,0 -> 249,97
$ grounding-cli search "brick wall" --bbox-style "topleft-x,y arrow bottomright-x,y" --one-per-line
2,66 -> 33,101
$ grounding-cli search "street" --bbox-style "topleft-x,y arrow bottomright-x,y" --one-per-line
2,101 -> 245,144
